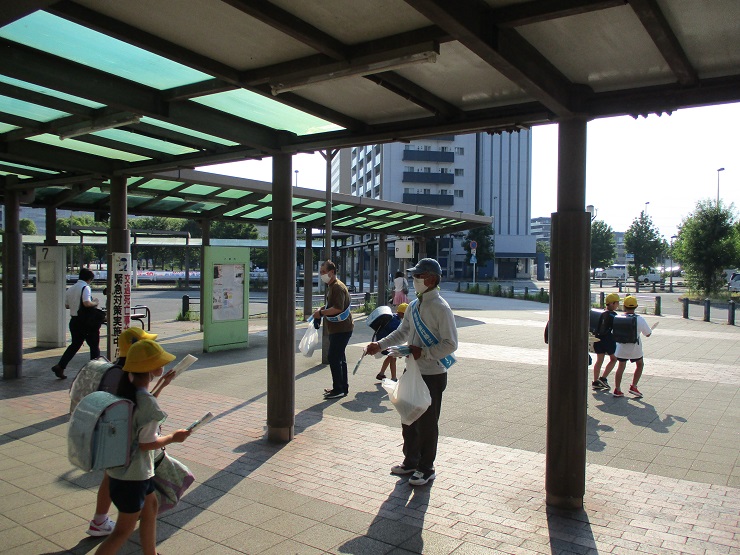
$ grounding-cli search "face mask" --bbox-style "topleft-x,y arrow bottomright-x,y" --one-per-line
320,273 -> 332,284
413,277 -> 427,293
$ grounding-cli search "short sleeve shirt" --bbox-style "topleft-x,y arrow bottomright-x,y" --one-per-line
325,279 -> 354,334
65,280 -> 91,316
614,313 -> 652,360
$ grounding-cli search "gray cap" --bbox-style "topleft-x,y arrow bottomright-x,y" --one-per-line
407,258 -> 442,276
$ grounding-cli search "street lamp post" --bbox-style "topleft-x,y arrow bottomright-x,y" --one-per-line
717,167 -> 725,205
670,234 -> 677,293
644,201 -> 650,215
294,169 -> 299,187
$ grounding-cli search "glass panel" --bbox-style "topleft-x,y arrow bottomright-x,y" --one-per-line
137,179 -> 183,192
302,201 -> 326,209
0,122 -> 19,133
0,94 -> 69,122
179,184 -> 221,196
193,89 -> 343,136
224,204 -> 258,217
400,224 -> 427,232
93,129 -> 198,156
29,134 -> 149,162
141,117 -> 239,146
241,206 -> 272,219
216,189 -> 251,199
1,12 -> 209,90
0,75 -> 105,108
295,213 -> 326,223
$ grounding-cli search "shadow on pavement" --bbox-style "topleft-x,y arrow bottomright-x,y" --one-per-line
546,506 -> 597,554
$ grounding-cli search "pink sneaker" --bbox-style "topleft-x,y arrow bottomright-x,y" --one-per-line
629,384 -> 643,398
612,389 -> 624,397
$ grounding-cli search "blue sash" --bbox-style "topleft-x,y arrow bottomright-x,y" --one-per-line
325,305 -> 351,322
409,299 -> 456,369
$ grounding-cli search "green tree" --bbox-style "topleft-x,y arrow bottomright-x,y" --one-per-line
462,210 -> 494,266
624,211 -> 663,281
672,200 -> 739,295
19,218 -> 37,235
536,240 -> 550,261
590,220 -> 616,275
56,215 -> 103,270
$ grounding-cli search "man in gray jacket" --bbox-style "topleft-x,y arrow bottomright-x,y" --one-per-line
366,258 -> 457,486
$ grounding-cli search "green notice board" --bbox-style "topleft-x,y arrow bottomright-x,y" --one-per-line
203,246 -> 249,352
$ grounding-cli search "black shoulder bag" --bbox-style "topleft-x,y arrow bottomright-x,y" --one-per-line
77,287 -> 106,328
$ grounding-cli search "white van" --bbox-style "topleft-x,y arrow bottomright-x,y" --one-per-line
598,265 -> 627,279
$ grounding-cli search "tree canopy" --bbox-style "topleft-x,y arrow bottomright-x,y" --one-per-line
673,200 -> 739,295
590,220 -> 616,272
624,211 -> 663,281
462,210 -> 494,266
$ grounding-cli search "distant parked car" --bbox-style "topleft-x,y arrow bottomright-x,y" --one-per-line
728,274 -> 740,292
637,270 -> 664,283
598,265 -> 627,279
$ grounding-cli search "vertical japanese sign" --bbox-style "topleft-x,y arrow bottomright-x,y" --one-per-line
111,252 -> 132,358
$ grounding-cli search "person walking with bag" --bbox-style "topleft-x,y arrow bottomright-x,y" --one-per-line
313,260 -> 354,399
95,339 -> 191,555
366,258 -> 457,486
52,268 -> 102,379
392,270 -> 409,305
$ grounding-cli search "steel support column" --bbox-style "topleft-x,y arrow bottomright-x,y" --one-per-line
2,184 -> 23,378
200,220 -> 210,332
546,118 -> 590,509
378,234 -> 387,306
304,228 -> 313,320
369,240 -> 375,293
267,154 -> 296,443
45,207 -> 58,246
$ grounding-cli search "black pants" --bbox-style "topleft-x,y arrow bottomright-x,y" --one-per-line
327,331 -> 352,394
58,316 -> 101,369
402,372 -> 447,473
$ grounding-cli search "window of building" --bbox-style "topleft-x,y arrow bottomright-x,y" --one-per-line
423,188 -> 431,194
404,166 -> 414,172
404,187 -> 412,194
454,189 -> 464,197
440,168 -> 448,173
440,146 -> 448,152
455,147 -> 464,155
423,145 -> 431,151
455,168 -> 464,176
423,167 -> 431,173
440,189 -> 447,196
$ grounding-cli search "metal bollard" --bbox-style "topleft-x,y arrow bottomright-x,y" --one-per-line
652,282 -> 656,293
704,298 -> 711,322
511,286 -> 515,297
487,283 -> 490,295
599,279 -> 603,288
456,281 -> 461,292
682,297 -> 689,319
182,295 -> 190,316
599,291 -> 605,308
618,281 -> 622,293
728,300 -> 736,326
525,286 -> 529,298
655,296 -> 661,316
635,282 -> 640,293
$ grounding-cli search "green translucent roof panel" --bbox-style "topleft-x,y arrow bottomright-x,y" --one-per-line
93,129 -> 199,156
140,117 -> 239,147
243,206 -> 273,219
303,201 -> 326,210
0,75 -> 105,109
137,179 -> 184,192
295,213 -> 326,223
216,190 -> 250,200
224,204 -> 258,217
0,161 -> 56,173
0,123 -> 19,133
192,89 -> 344,136
29,134 -> 149,162
0,94 -> 69,122
333,204 -> 353,212
400,224 -> 427,232
1,12 -> 210,90
179,184 -> 221,196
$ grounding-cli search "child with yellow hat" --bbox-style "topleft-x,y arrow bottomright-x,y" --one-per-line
592,293 -> 620,391
375,303 -> 408,382
613,296 -> 653,398
95,340 -> 191,555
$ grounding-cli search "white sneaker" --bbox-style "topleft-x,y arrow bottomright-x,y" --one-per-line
390,463 -> 415,475
408,469 -> 436,486
86,516 -> 115,536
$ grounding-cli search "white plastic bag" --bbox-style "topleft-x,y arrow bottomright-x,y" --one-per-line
299,317 -> 319,357
382,357 -> 431,425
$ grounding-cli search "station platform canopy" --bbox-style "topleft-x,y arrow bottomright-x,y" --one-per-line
1,1 -> 739,220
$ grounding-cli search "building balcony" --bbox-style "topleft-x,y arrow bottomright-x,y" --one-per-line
402,171 -> 455,184
402,150 -> 454,163
403,193 -> 455,206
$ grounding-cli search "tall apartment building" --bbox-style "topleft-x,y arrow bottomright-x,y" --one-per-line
530,216 -> 552,244
333,131 -> 536,279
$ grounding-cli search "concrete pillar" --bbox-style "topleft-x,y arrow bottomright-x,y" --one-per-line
546,117 -> 590,510
267,154 -> 296,442
2,184 -> 23,378
107,176 -> 130,359
45,207 -> 58,246
378,234 -> 387,305
304,228 -> 313,320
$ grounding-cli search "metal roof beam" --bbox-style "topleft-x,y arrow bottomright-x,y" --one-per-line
0,81 -> 96,118
491,0 -> 626,27
404,0 -> 583,117
0,39 -> 283,150
219,0 -> 347,60
49,182 -> 96,208
629,0 -> 698,86
0,0 -> 61,27
0,139 -> 113,174
364,71 -> 462,118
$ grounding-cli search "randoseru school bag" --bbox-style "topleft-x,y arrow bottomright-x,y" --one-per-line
68,391 -> 134,472
589,309 -> 615,337
68,358 -> 123,413
612,314 -> 638,343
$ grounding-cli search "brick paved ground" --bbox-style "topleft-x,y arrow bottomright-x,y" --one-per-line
1,291 -> 739,554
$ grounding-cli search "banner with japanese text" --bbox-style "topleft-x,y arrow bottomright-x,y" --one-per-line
110,252 -> 132,358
